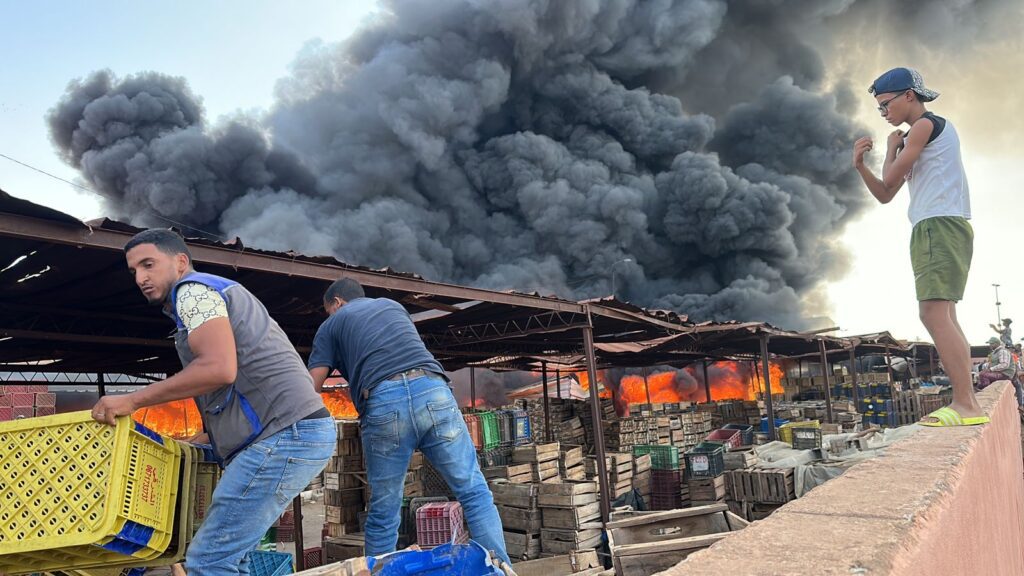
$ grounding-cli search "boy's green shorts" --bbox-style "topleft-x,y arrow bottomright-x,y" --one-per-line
910,216 -> 973,302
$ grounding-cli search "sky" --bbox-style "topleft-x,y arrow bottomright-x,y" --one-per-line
1,1 -> 1022,346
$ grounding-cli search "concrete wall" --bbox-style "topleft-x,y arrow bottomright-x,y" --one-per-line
660,382 -> 1024,576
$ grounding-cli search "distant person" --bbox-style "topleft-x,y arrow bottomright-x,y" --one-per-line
91,229 -> 332,575
307,278 -> 511,565
989,318 -> 1013,347
1013,344 -> 1024,411
978,337 -> 1016,390
852,67 -> 988,426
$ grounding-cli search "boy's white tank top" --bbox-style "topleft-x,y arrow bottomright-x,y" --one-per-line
906,116 -> 971,226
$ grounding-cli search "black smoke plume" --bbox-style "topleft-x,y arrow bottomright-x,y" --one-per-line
48,0 -> 1017,328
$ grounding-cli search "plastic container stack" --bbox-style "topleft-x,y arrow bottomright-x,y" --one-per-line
684,442 -> 726,479
722,423 -> 754,446
0,412 -> 182,573
415,502 -> 469,548
246,550 -> 294,576
705,428 -> 742,451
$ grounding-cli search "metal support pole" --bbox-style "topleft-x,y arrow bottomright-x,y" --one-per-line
819,339 -> 834,424
292,496 -> 305,571
470,367 -> 476,408
753,361 -> 763,396
702,361 -> 712,404
582,313 -> 611,524
556,369 -> 562,399
849,347 -> 859,407
542,361 -> 552,442
760,334 -> 777,441
885,345 -> 895,385
643,367 -> 652,406
97,373 -> 106,397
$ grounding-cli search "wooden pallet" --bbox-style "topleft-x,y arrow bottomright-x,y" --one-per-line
726,468 -> 795,504
893,390 -> 922,425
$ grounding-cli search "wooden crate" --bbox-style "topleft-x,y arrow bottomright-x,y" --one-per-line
541,501 -> 601,530
505,529 -> 542,560
726,468 -> 795,504
514,443 -> 561,464
687,475 -> 726,502
561,445 -> 585,469
511,549 -> 602,576
606,505 -> 748,576
498,504 -> 543,533
535,459 -> 561,483
323,534 -> 364,564
506,463 -> 537,484
723,448 -> 757,470
490,481 -> 538,509
540,528 -> 603,554
538,481 -> 598,508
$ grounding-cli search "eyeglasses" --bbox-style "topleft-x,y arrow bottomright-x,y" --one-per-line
876,91 -> 910,115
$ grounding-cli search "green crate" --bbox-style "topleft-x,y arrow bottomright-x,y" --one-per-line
477,411 -> 500,450
633,444 -> 680,470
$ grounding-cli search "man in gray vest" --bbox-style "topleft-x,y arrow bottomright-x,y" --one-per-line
308,278 -> 511,565
91,229 -> 334,576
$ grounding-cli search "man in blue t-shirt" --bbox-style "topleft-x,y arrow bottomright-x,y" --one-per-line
308,278 -> 510,564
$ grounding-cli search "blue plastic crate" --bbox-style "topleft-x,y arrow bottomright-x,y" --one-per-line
369,541 -> 503,575
722,423 -> 754,446
512,409 -> 531,445
760,417 -> 789,433
247,550 -> 293,576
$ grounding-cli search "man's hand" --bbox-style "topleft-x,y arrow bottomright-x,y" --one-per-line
91,394 -> 139,426
853,136 -> 873,168
886,130 -> 905,153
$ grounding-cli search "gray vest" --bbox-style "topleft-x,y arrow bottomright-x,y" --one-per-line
168,272 -> 326,464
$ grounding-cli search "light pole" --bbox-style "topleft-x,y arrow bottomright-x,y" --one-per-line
993,283 -> 1002,325
610,258 -> 632,299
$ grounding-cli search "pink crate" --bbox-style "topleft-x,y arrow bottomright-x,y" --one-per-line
0,406 -> 12,421
11,393 -> 35,408
1,385 -> 29,393
0,394 -> 9,407
705,428 -> 741,451
34,406 -> 56,417
34,393 -> 56,407
415,502 -> 468,548
12,406 -> 35,419
27,385 -> 49,393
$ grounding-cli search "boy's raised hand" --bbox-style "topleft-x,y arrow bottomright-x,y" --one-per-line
853,136 -> 873,168
887,129 -> 906,152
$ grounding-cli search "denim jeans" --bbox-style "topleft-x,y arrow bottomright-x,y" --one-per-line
185,417 -> 335,575
361,374 -> 510,564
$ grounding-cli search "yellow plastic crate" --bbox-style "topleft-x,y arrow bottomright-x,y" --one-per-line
0,412 -> 181,573
192,456 -> 221,537
80,442 -> 199,571
779,420 -> 821,445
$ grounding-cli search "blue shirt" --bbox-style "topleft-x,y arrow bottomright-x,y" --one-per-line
308,297 -> 445,415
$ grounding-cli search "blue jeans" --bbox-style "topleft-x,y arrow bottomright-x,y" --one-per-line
185,417 -> 335,575
361,374 -> 510,564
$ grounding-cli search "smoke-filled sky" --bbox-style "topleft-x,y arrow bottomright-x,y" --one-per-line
2,0 -> 1022,344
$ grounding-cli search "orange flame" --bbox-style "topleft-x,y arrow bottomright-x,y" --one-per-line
616,362 -> 786,406
133,399 -> 203,439
576,371 -> 612,398
321,388 -> 358,419
132,390 -> 356,440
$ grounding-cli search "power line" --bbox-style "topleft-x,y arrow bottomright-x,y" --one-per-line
0,152 -> 226,239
